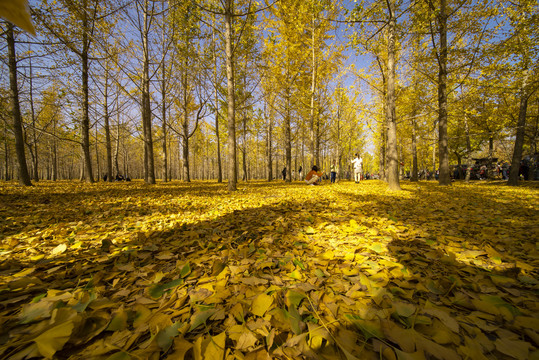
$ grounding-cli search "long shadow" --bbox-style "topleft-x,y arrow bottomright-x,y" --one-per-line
330,182 -> 538,358
0,181 -> 226,240
0,181 -> 538,359
336,182 -> 538,249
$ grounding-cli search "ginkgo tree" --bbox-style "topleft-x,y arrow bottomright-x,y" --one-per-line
501,0 -> 539,185
262,0 -> 311,182
167,0 -> 211,183
4,23 -> 32,186
34,0 -> 115,183
1,0 -> 535,183
330,82 -> 366,177
348,0 -> 401,190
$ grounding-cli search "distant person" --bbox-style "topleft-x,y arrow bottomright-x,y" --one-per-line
103,174 -> 108,182
480,165 -> 487,180
305,165 -> 323,185
351,153 -> 363,183
330,160 -> 338,184
501,162 -> 509,180
520,158 -> 530,180
282,167 -> 287,180
298,166 -> 303,180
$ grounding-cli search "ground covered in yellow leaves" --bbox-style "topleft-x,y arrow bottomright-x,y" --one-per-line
0,180 -> 538,360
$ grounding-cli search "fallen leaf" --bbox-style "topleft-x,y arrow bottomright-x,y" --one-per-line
251,293 -> 273,317
33,320 -> 75,358
51,243 -> 67,255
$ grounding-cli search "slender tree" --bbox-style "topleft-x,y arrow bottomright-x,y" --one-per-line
6,24 -> 32,186
505,0 -> 538,185
385,0 -> 400,190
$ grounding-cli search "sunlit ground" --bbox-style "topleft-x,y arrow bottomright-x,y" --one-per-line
0,179 -> 537,359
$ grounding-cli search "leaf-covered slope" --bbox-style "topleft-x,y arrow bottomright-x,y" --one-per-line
0,180 -> 537,359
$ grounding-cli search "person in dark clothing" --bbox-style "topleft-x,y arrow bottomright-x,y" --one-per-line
520,158 -> 530,180
282,167 -> 287,180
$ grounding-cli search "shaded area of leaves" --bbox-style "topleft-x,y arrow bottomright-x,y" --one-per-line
0,180 -> 538,359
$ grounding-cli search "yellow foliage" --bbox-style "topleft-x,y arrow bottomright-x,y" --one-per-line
0,180 -> 537,359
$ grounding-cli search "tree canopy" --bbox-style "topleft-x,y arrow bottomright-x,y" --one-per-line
0,0 -> 537,185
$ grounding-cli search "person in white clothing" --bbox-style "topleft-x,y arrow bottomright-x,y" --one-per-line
351,153 -> 363,183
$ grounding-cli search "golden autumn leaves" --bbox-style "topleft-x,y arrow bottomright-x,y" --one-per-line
0,180 -> 537,359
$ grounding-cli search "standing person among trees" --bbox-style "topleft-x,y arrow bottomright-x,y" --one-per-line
330,159 -> 338,184
282,167 -> 287,180
351,153 -> 363,183
298,166 -> 302,180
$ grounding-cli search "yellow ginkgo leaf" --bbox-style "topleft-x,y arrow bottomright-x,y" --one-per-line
251,293 -> 273,317
33,321 -> 74,358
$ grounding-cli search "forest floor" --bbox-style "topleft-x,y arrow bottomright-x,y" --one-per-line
0,179 -> 538,360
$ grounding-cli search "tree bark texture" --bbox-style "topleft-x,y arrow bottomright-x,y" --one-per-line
81,13 -> 94,183
437,0 -> 450,185
142,0 -> 156,184
225,0 -> 237,191
508,69 -> 530,186
385,0 -> 400,190
7,24 -> 32,186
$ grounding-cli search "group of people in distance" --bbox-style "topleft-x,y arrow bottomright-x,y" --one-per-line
102,174 -> 131,182
304,153 -> 363,185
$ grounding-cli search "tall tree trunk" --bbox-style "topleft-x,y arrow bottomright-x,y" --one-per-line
242,115 -> 248,181
29,59 -> 39,181
336,106 -> 342,180
180,54 -> 191,182
301,125 -> 305,178
411,117 -> 418,182
104,71 -> 113,181
386,0 -> 400,190
7,25 -> 32,186
508,69 -> 530,186
142,0 -> 156,184
52,116 -> 58,181
114,95 -> 120,176
436,0 -> 450,185
216,102 -> 223,183
225,0 -> 237,191
182,118 -> 190,182
266,101 -> 273,181
81,18 -> 94,183
487,135 -> 494,179
309,10 -> 317,166
4,122 -> 10,180
315,117 -> 320,166
464,114 -> 472,181
161,65 -> 168,182
213,14 -> 223,183
79,154 -> 85,181
432,133 -> 436,175
95,123 -> 100,180
379,114 -> 386,180
285,86 -> 292,182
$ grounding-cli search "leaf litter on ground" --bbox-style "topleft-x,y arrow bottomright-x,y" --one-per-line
0,180 -> 537,359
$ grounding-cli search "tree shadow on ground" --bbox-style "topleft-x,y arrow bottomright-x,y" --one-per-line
0,181 -> 227,240
0,181 -> 538,359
